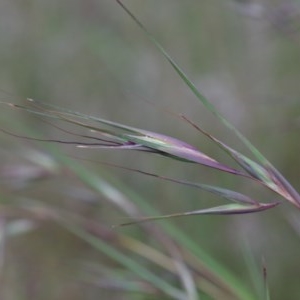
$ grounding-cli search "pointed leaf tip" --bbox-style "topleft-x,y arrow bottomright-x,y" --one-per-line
265,164 -> 300,208
117,202 -> 279,226
126,132 -> 243,175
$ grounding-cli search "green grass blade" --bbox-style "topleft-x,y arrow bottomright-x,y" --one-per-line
115,0 -> 262,159
116,0 -> 300,207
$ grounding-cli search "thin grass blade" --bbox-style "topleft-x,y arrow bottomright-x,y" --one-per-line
115,0 -> 266,163
86,160 -> 258,205
117,202 -> 279,227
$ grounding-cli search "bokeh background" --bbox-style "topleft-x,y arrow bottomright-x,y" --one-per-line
0,0 -> 300,299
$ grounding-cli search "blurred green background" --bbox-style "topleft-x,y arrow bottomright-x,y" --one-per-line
0,0 -> 300,299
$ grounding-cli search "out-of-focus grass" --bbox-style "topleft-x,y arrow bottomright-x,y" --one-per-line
1,1 -> 300,299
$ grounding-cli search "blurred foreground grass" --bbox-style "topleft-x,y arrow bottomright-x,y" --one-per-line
1,1 -> 300,299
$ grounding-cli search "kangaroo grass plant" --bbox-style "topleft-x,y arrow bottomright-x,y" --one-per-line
0,95 -> 283,222
0,1 -> 299,300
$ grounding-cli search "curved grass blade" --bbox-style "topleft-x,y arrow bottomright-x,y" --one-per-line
79,159 -> 258,205
129,171 -> 258,205
117,202 -> 279,227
